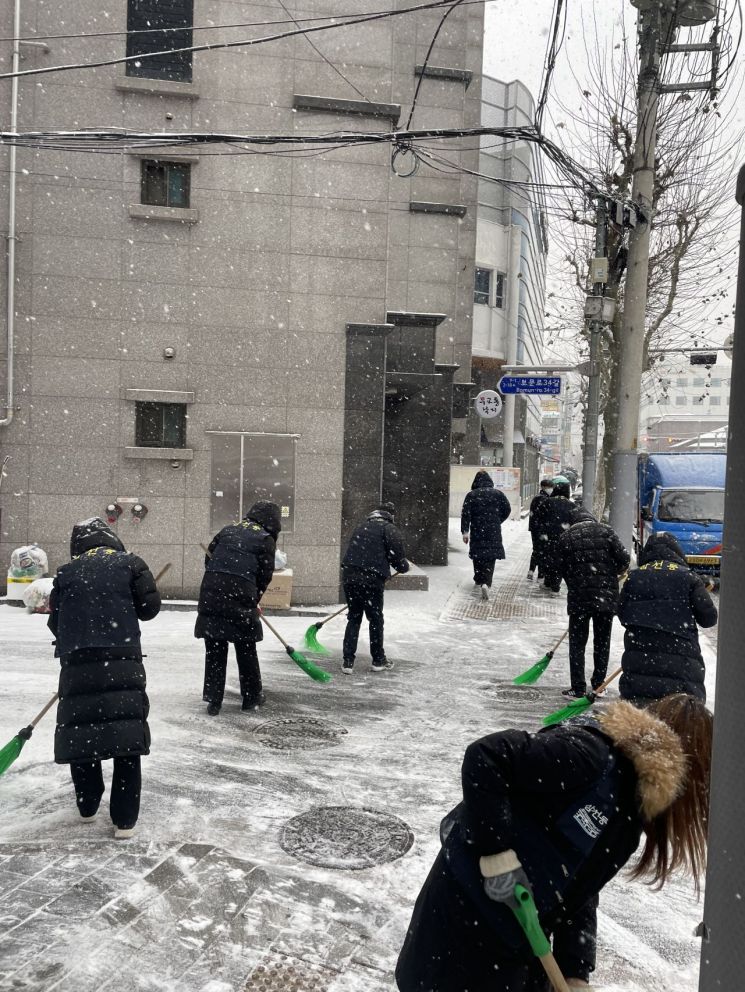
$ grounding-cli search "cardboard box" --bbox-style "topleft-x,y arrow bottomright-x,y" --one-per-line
260,568 -> 293,610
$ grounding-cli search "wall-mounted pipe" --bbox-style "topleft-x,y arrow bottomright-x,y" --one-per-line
0,0 -> 20,429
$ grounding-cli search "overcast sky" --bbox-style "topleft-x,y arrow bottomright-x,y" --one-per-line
482,0 -> 744,355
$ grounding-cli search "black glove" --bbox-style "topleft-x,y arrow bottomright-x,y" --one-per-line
480,849 -> 533,907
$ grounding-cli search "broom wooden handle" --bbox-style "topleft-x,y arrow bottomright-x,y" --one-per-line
550,629 -> 568,654
595,666 -> 622,696
258,610 -> 289,650
537,952 -> 572,992
29,693 -> 59,729
319,604 -> 348,627
154,563 -> 171,584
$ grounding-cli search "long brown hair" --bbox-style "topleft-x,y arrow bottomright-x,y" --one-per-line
630,694 -> 713,892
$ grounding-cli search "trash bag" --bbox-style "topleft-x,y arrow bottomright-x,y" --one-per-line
22,577 -> 54,614
9,544 -> 48,579
275,549 -> 288,570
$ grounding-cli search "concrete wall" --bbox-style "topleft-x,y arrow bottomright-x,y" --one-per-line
0,0 -> 484,601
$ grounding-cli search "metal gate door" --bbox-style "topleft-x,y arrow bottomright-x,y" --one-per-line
209,432 -> 297,535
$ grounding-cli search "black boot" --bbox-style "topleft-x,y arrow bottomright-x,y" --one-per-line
206,702 -> 221,716
242,691 -> 266,712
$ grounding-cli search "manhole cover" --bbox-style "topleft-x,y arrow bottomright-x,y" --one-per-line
280,806 -> 414,870
253,717 -> 348,751
244,952 -> 335,991
489,683 -> 541,704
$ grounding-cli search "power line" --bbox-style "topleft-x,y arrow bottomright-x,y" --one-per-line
405,0 -> 466,128
0,0 -> 483,82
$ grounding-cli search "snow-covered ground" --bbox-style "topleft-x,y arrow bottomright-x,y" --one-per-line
0,519 -> 717,991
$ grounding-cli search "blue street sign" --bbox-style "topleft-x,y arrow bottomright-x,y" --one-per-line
498,375 -> 562,395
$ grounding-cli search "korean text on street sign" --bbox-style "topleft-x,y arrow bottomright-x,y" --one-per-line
498,375 -> 562,395
474,389 -> 503,419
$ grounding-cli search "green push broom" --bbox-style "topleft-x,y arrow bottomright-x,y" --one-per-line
542,666 -> 622,727
510,884 -> 571,992
259,610 -> 332,684
0,693 -> 59,778
303,604 -> 348,654
513,630 -> 568,686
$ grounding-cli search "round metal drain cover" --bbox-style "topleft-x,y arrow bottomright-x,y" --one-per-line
280,806 -> 414,870
253,717 -> 347,751
490,683 -> 541,704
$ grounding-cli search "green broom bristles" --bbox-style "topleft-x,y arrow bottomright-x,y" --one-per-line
303,622 -> 331,655
542,694 -> 594,727
513,653 -> 552,685
0,727 -> 32,778
286,646 -> 332,683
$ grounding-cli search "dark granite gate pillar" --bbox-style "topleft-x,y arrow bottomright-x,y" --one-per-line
381,312 -> 454,566
341,323 -> 393,553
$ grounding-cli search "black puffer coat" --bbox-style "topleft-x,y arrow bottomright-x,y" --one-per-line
342,509 -> 409,580
396,703 -> 685,992
618,534 -> 717,703
48,518 -> 161,764
531,485 -> 576,568
558,509 -> 630,614
460,472 -> 511,561
195,500 -> 280,643
528,490 -> 550,544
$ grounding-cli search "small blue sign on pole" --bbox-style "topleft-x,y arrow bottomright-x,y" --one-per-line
498,375 -> 562,395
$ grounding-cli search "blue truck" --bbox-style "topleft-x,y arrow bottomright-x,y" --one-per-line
636,452 -> 726,576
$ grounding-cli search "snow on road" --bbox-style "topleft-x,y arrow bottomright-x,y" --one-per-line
0,519 -> 716,990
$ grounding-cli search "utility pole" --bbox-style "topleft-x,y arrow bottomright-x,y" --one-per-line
608,3 -> 673,547
502,225 -> 522,469
698,162 -> 745,992
581,199 -> 608,517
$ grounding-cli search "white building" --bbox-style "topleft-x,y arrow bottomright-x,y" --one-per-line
458,76 -> 548,500
640,352 -> 731,452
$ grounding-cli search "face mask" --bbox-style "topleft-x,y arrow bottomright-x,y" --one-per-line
544,488 -> 553,496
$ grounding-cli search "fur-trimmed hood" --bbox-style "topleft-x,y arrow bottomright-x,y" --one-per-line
597,701 -> 686,820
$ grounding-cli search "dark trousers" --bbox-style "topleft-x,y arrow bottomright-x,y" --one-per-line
203,638 -> 262,707
528,549 -> 544,578
342,574 -> 385,663
568,611 -> 614,693
472,557 -> 496,587
70,756 -> 141,829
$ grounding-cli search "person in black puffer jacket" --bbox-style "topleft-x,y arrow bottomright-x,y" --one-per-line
527,478 -> 553,580
531,477 -> 575,593
196,500 -> 280,715
396,694 -> 711,992
461,470 -> 511,598
619,533 -> 717,704
341,502 -> 409,674
558,508 -> 630,698
48,518 -> 161,838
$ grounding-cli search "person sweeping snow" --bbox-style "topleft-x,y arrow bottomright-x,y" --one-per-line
340,502 -> 409,674
196,500 -> 281,715
461,470 -> 511,600
396,693 -> 711,991
48,518 -> 161,839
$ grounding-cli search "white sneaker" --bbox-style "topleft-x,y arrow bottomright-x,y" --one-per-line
114,826 -> 136,840
481,584 -> 489,601
80,813 -> 97,822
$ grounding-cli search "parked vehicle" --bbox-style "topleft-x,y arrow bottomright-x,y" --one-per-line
636,453 -> 725,577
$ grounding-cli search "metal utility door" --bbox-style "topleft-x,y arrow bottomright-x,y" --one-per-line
210,433 -> 296,535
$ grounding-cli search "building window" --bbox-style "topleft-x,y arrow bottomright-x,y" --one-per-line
474,267 -> 491,306
135,402 -> 187,448
126,0 -> 193,83
676,377 -> 688,386
141,160 -> 190,208
675,396 -> 687,406
693,395 -> 705,406
710,378 -> 721,388
710,395 -> 721,406
693,376 -> 706,386
495,272 -> 506,309
658,395 -> 670,405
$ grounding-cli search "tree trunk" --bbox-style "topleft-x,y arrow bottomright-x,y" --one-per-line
600,352 -> 620,517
